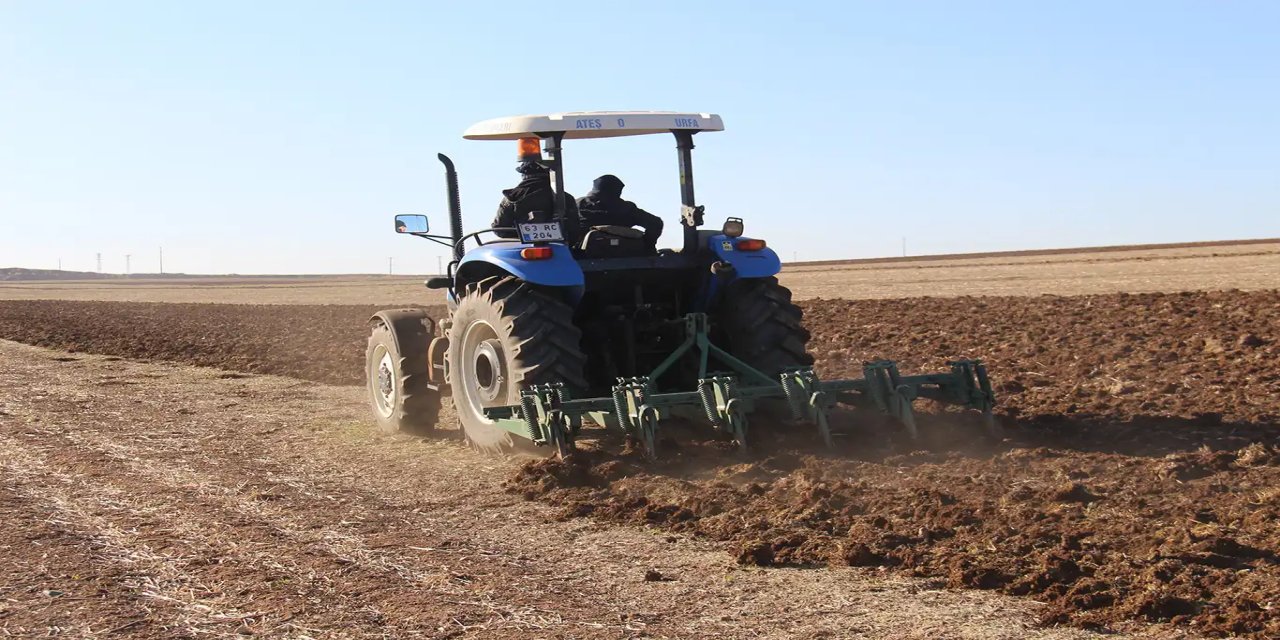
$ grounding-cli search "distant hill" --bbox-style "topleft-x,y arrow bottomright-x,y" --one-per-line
0,268 -> 423,282
0,268 -> 209,282
0,268 -> 121,281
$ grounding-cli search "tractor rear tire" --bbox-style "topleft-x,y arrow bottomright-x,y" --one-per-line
366,319 -> 441,434
447,276 -> 588,454
717,276 -> 814,375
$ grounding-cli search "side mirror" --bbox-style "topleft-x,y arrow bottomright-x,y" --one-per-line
395,214 -> 429,234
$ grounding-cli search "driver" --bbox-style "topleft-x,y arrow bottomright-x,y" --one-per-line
576,175 -> 663,250
492,161 -> 577,240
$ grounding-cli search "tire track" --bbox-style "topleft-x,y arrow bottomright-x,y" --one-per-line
0,422 -> 586,638
0,364 -> 612,637
0,432 -> 277,638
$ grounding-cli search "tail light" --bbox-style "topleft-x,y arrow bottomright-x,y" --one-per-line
520,246 -> 554,260
736,239 -> 767,251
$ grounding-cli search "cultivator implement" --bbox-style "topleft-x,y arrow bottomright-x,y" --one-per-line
483,313 -> 998,459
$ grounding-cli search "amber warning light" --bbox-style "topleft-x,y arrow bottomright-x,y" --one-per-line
518,137 -> 542,161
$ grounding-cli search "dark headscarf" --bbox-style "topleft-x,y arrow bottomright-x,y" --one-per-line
517,160 -> 548,176
504,163 -> 551,200
588,174 -> 625,201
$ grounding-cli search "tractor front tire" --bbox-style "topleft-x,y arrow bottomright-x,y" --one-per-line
447,277 -> 588,453
366,319 -> 441,434
717,276 -> 814,375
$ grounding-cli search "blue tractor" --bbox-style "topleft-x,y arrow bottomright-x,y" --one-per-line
367,111 -> 997,458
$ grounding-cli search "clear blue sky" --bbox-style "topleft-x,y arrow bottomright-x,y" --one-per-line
2,1 -> 1277,274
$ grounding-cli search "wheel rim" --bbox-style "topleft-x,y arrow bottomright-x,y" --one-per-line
372,345 -> 396,419
472,338 -> 505,403
457,319 -> 515,449
459,320 -> 508,424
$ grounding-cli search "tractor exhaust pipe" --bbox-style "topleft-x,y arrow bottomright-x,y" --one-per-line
438,153 -> 464,261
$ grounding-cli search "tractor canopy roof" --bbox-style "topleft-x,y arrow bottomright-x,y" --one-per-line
463,111 -> 724,141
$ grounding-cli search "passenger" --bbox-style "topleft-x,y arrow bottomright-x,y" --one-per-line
576,175 -> 663,250
491,162 -> 577,240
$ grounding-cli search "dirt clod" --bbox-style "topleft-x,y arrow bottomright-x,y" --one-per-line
1051,482 -> 1099,503
1239,333 -> 1265,348
643,568 -> 673,582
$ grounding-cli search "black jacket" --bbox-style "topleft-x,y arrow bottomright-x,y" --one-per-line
576,175 -> 663,246
491,169 -> 577,240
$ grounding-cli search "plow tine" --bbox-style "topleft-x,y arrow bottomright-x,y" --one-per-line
518,384 -> 575,458
863,361 -> 920,440
698,376 -> 750,452
972,363 -> 1004,439
947,359 -> 1003,440
812,396 -> 834,448
638,406 -> 660,460
895,392 -> 919,441
782,369 -> 835,448
613,377 -> 663,460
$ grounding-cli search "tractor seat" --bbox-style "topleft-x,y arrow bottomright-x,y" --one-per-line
670,230 -> 722,254
591,225 -> 645,239
579,225 -> 651,258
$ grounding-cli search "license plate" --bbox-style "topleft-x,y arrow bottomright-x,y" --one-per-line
518,222 -> 564,243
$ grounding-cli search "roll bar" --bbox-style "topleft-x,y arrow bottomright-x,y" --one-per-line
437,129 -> 707,258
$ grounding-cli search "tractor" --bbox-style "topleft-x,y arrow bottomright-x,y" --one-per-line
366,111 -> 997,458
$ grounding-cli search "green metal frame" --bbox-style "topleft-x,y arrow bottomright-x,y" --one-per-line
482,312 -> 998,458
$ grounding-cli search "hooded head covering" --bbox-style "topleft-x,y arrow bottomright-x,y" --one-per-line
503,162 -> 553,206
517,160 -> 548,176
589,174 -> 625,201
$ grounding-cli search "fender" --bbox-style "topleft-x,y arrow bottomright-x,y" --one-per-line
706,234 -> 782,279
369,308 -> 446,386
455,243 -> 585,299
369,308 -> 435,355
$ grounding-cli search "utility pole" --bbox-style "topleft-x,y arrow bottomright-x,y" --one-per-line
902,237 -> 906,257
125,254 -> 131,275
388,257 -> 393,275
159,247 -> 164,274
437,256 -> 443,275
96,253 -> 102,272
57,258 -> 62,271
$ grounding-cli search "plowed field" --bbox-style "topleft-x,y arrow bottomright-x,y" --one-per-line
1,289 -> 1278,637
